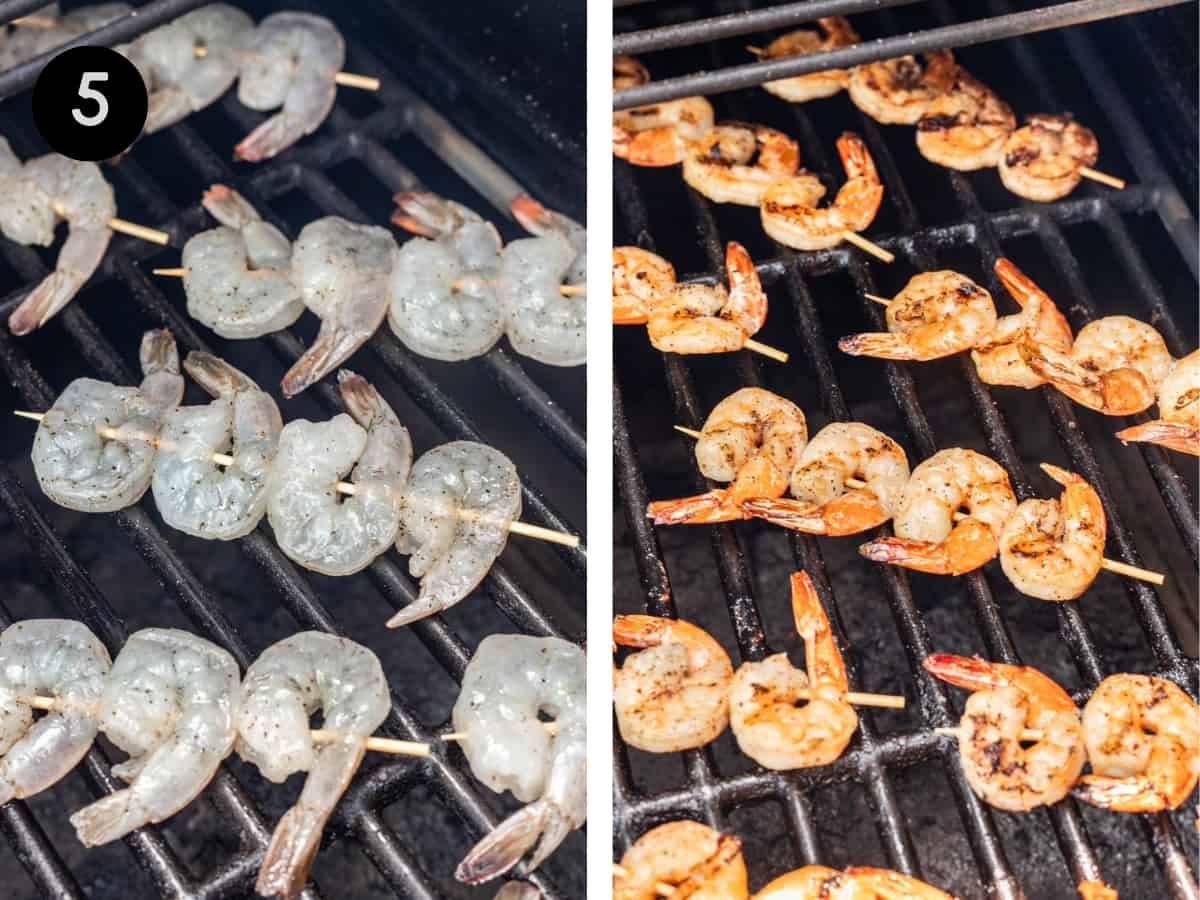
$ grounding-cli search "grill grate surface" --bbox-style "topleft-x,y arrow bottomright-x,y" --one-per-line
613,2 -> 1197,898
0,2 -> 585,898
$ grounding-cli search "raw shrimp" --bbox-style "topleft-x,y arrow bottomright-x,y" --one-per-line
682,122 -> 801,206
614,821 -> 748,900
0,4 -> 130,70
151,352 -> 282,540
1020,316 -> 1172,416
1074,673 -> 1199,812
267,371 -> 410,576
1116,349 -> 1200,455
646,240 -> 767,354
0,139 -> 115,335
756,865 -> 954,899
859,448 -> 1016,575
999,464 -> 1105,602
612,616 -> 733,752
743,422 -> 909,536
389,192 -> 505,361
182,184 -> 302,339
924,654 -> 1086,812
282,216 -> 397,397
236,632 -> 389,898
916,70 -> 1016,171
613,58 -> 715,167
999,114 -> 1099,202
387,441 -> 520,626
838,271 -> 996,361
70,628 -> 239,845
613,246 -> 675,325
32,329 -> 184,513
494,883 -> 540,900
234,12 -> 344,161
755,18 -> 860,103
452,634 -> 586,883
730,571 -> 858,769
760,132 -> 883,251
847,51 -> 957,125
0,620 -> 111,805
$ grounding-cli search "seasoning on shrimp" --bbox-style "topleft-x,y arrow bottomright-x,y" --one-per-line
612,246 -> 676,325
614,820 -> 748,900
1116,349 -> 1200,455
916,69 -> 1015,171
998,114 -> 1099,202
754,18 -> 860,103
847,51 -> 956,125
682,122 -> 801,206
613,57 -> 714,167
756,864 -> 954,899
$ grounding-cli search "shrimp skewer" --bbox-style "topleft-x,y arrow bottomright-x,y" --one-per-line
614,821 -> 748,900
1115,349 -> 1199,455
750,18 -> 860,102
847,51 -> 957,125
613,57 -> 714,167
916,69 -> 1015,171
682,122 -> 802,206
999,113 -> 1102,202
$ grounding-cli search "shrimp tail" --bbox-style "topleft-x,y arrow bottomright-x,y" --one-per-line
509,194 -> 551,234
456,800 -> 551,885
391,192 -> 462,237
70,789 -> 148,846
282,327 -> 366,398
337,369 -> 394,428
202,184 -> 262,228
140,328 -> 180,376
789,570 -> 823,638
741,497 -> 829,532
838,332 -> 920,360
922,653 -> 1007,692
860,519 -> 995,575
723,241 -> 766,335
647,491 -> 743,525
1115,421 -> 1200,456
234,111 -> 309,163
1072,775 -> 1174,813
184,351 -> 257,397
256,802 -> 326,898
386,592 -> 447,628
9,271 -> 86,335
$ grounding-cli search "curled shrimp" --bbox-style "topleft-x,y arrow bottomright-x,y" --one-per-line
648,457 -> 789,525
730,571 -> 858,769
613,57 -> 714,167
1074,673 -> 1199,812
860,448 -> 1016,575
612,616 -> 733,752
614,821 -> 748,900
754,18 -> 860,102
613,246 -> 676,325
924,654 -> 1086,812
1116,349 -> 1200,455
999,114 -> 1100,202
999,464 -> 1105,602
916,69 -> 1016,171
838,271 -> 996,361
847,51 -> 957,125
757,865 -> 955,899
761,132 -> 883,251
682,121 -> 801,206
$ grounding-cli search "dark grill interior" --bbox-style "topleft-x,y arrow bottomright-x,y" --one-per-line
613,2 -> 1197,898
0,2 -> 584,898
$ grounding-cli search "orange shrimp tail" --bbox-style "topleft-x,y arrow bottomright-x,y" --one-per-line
922,653 -> 1009,692
859,520 -> 995,575
509,193 -> 547,232
612,303 -> 650,326
612,614 -> 671,649
1115,421 -> 1200,456
723,241 -> 767,335
1072,774 -> 1182,813
741,497 -> 828,532
647,490 -> 746,525
789,571 -> 824,639
836,131 -> 876,180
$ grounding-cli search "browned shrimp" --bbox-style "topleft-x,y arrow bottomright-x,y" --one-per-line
847,51 -> 957,125
754,18 -> 861,103
1115,349 -> 1199,455
613,247 -> 676,325
999,114 -> 1099,202
916,69 -> 1016,171
614,821 -> 748,900
682,122 -> 801,206
613,57 -> 715,168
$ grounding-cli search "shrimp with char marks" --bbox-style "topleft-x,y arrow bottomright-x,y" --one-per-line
613,246 -> 675,325
999,114 -> 1099,202
755,18 -> 860,103
916,69 -> 1016,171
613,57 -> 715,167
614,821 -> 748,900
756,865 -> 955,899
1116,349 -> 1200,455
847,51 -> 957,125
682,122 -> 801,206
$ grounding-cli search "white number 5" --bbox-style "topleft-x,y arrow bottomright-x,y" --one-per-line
72,72 -> 109,127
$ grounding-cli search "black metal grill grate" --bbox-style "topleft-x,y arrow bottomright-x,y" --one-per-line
613,2 -> 1197,898
0,2 -> 585,898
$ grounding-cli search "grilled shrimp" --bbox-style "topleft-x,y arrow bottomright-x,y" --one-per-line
613,246 -> 675,325
838,271 -> 996,361
646,240 -> 767,354
70,629 -> 239,845
0,140 -> 115,335
0,620 -> 111,805
282,216 -> 397,398
613,57 -> 714,167
236,632 -> 390,898
614,821 -> 748,900
268,372 -> 410,576
1116,349 -> 1200,455
999,114 -> 1100,202
1074,673 -> 1199,812
682,122 -> 801,206
234,12 -> 344,161
452,634 -> 586,883
389,192 -> 506,361
860,448 -> 1016,575
151,352 -> 282,540
648,456 -> 789,526
613,616 -> 733,752
1078,881 -> 1118,900
756,865 -> 954,899
743,422 -> 909,536
925,654 -> 1086,812
730,571 -> 858,769
916,70 -> 1016,171
760,132 -> 883,251
847,51 -> 957,125
33,329 -> 183,513
754,18 -> 860,102
999,464 -> 1105,602
182,184 -> 302,339
1021,316 -> 1172,416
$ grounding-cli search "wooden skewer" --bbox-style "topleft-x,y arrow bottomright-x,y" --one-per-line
840,231 -> 895,263
192,46 -> 380,90
745,44 -> 765,56
1079,167 -> 1126,190
48,202 -> 169,246
863,292 -> 892,306
935,725 -> 1044,741
612,864 -> 675,896
743,338 -> 789,363
12,14 -> 57,27
443,720 -> 560,742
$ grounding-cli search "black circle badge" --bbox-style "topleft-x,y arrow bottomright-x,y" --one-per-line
33,46 -> 147,161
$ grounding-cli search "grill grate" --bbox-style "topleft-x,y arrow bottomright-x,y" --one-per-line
0,2 -> 585,898
613,2 -> 1197,898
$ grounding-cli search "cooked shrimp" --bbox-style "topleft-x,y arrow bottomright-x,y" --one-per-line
761,132 -> 883,251
33,329 -> 184,513
613,58 -> 715,167
612,616 -> 733,752
494,882 -> 540,900
756,865 -> 954,899
999,114 -> 1100,202
916,69 -> 1016,171
1074,673 -> 1199,812
743,422 -> 909,536
233,12 -> 344,161
614,821 -> 748,900
1021,316 -> 1172,416
236,632 -> 390,898
838,271 -> 996,361
1116,349 -> 1200,455
693,388 -> 808,482
847,51 -> 957,125
648,456 -> 789,525
70,628 -> 239,845
924,654 -> 1086,812
613,246 -> 675,325
859,448 -> 1016,575
452,634 -> 586,883
1078,880 -> 1118,900
682,122 -> 801,206
0,620 -> 111,806
755,18 -> 860,102
730,571 -> 858,769
999,464 -> 1105,602
614,55 -> 650,91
